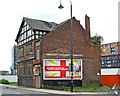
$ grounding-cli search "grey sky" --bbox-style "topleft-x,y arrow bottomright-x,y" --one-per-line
0,0 -> 119,71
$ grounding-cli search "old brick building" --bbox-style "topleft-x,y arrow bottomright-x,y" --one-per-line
15,15 -> 101,88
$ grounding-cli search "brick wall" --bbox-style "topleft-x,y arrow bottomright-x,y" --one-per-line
41,17 -> 101,86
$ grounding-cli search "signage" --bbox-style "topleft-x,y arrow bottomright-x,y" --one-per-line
43,59 -> 82,80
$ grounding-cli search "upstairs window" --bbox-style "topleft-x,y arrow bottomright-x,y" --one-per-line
113,44 -> 115,47
20,34 -> 24,41
26,24 -> 30,30
26,44 -> 32,55
115,47 -> 118,50
24,32 -> 26,39
19,47 -> 24,57
27,30 -> 32,37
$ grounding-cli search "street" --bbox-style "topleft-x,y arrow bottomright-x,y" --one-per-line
0,86 -> 60,96
0,86 -> 119,96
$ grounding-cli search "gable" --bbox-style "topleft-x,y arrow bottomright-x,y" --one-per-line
15,17 -> 58,43
42,17 -> 92,54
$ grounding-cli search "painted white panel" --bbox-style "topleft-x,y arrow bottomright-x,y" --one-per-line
101,68 -> 120,75
0,75 -> 17,82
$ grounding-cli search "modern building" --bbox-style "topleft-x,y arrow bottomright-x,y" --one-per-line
101,42 -> 120,86
15,15 -> 101,88
11,45 -> 17,75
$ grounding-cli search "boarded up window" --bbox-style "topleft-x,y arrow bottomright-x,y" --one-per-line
26,43 -> 32,55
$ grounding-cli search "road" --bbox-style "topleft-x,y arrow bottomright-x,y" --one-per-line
0,86 -> 119,96
0,86 -> 61,96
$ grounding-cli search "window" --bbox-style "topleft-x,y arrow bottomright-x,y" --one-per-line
43,32 -> 46,35
105,57 -> 106,60
108,45 -> 110,48
26,60 -> 33,75
111,52 -> 115,54
26,24 -> 30,30
111,48 -> 115,54
24,40 -> 26,43
113,44 -> 115,47
107,61 -> 111,64
114,56 -> 118,59
29,37 -> 31,41
107,64 -> 111,67
26,44 -> 32,55
24,32 -> 26,39
113,60 -> 114,63
102,61 -> 104,64
103,49 -> 106,52
105,45 -> 107,48
32,31 -> 34,35
19,47 -> 24,57
20,34 -> 24,41
22,27 -> 25,33
111,44 -> 112,47
32,35 -> 34,40
37,49 -> 39,60
36,31 -> 39,34
107,57 -> 109,60
19,62 -> 24,76
119,56 -> 120,59
40,32 -> 42,35
115,47 -> 118,50
36,35 -> 39,39
27,30 -> 31,37
101,57 -> 104,61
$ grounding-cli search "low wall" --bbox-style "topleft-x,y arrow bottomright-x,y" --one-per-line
0,75 -> 17,82
43,80 -> 82,87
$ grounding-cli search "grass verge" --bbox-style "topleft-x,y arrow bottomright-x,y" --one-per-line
44,85 -> 116,92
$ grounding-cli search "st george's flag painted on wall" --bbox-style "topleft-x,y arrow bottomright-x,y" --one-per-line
43,59 -> 82,80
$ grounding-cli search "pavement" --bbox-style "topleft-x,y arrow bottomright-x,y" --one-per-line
0,84 -> 116,95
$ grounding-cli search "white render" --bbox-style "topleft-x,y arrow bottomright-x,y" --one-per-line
101,68 -> 120,75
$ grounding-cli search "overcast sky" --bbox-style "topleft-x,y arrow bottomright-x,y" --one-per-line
0,0 -> 119,72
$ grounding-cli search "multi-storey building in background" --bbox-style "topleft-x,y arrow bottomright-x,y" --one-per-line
11,45 -> 17,75
101,42 -> 120,86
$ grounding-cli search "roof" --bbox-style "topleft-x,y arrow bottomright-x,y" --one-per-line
15,17 -> 57,42
23,17 -> 57,31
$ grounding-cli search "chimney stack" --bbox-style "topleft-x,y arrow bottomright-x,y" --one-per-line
85,14 -> 90,37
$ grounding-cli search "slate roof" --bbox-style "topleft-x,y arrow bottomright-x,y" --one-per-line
23,17 -> 57,31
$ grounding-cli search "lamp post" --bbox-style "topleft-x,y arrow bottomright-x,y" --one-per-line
58,0 -> 73,92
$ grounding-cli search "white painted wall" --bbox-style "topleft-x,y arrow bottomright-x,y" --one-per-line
101,68 -> 120,75
0,75 -> 17,82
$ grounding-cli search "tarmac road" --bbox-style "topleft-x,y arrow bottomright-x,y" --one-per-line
1,86 -> 53,95
0,85 -> 119,96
